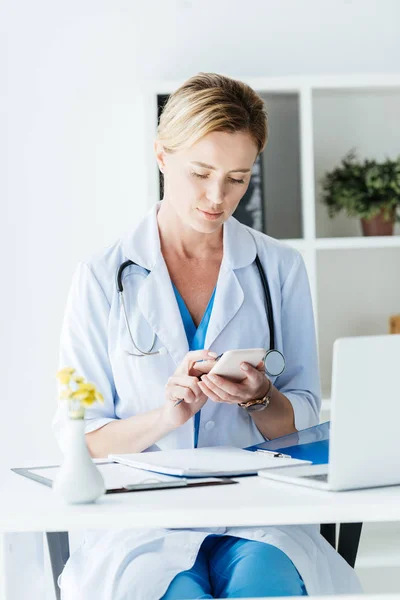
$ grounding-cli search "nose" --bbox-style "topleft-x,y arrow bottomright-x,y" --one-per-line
206,180 -> 225,205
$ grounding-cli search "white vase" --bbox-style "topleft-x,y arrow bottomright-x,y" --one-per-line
53,418 -> 105,504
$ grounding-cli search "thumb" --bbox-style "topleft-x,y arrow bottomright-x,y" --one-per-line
185,350 -> 218,371
240,362 -> 260,380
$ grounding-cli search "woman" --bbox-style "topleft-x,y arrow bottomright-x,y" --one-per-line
53,72 -> 361,599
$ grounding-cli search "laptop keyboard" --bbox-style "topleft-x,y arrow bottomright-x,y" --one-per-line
302,473 -> 329,482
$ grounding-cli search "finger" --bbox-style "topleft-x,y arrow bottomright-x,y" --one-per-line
200,375 -> 238,404
192,359 -> 217,374
256,360 -> 265,372
202,373 -> 240,396
198,379 -> 236,404
240,362 -> 264,381
178,350 -> 217,376
166,376 -> 202,399
186,349 -> 218,367
167,384 -> 196,404
167,375 -> 202,389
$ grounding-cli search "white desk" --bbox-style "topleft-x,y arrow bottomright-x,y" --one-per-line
2,465 -> 400,599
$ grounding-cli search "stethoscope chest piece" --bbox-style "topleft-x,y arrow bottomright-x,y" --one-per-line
264,349 -> 285,377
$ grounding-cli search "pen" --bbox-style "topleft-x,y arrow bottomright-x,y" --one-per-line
255,449 -> 292,458
174,399 -> 184,407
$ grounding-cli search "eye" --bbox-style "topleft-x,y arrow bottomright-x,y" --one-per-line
191,171 -> 209,179
229,178 -> 245,185
191,171 -> 245,185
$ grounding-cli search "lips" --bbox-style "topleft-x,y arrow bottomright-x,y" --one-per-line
198,209 -> 223,216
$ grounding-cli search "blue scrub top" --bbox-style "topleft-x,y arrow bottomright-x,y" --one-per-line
172,283 -> 216,448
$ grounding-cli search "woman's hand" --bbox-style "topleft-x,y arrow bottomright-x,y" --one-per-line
162,350 -> 217,429
197,360 -> 270,406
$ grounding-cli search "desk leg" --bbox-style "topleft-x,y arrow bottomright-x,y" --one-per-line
0,532 -> 45,600
338,522 -> 363,568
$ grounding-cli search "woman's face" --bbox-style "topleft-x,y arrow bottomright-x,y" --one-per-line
155,130 -> 258,233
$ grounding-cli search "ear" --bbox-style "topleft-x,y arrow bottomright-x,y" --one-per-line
154,140 -> 166,173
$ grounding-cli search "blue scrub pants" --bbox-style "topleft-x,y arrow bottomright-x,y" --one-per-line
161,534 -> 307,599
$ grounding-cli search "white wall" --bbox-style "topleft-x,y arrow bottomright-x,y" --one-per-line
2,0 -> 400,467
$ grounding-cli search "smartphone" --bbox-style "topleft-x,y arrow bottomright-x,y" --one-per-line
208,348 -> 267,382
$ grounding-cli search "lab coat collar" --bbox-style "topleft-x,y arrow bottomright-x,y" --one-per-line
120,202 -> 258,362
121,201 -> 257,272
121,203 -> 161,271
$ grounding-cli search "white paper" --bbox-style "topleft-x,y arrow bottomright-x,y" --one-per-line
109,446 -> 309,477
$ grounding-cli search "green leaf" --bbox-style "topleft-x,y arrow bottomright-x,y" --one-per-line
320,150 -> 400,221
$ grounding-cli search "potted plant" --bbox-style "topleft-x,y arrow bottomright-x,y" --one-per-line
53,368 -> 106,504
320,150 -> 400,236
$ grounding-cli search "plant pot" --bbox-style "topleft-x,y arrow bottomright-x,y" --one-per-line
360,208 -> 395,236
52,418 -> 105,504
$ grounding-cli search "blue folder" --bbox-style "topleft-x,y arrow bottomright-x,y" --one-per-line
246,421 -> 330,465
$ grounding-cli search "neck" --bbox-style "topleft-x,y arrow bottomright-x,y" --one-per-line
157,201 -> 223,260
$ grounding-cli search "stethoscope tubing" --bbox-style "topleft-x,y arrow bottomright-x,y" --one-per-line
116,255 -> 285,376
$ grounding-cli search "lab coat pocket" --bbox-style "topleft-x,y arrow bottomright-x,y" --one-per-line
113,317 -> 174,415
119,300 -> 160,357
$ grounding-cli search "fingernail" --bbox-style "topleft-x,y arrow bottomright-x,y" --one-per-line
241,363 -> 249,371
208,351 -> 218,358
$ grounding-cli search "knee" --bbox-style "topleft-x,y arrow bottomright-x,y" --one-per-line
215,541 -> 307,597
254,544 -> 306,595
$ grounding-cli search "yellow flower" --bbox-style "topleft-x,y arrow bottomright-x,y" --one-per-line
57,368 -> 104,418
70,382 -> 104,407
56,367 -> 76,385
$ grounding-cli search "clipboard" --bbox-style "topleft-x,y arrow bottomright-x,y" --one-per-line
245,422 -> 330,465
109,445 -> 307,477
11,462 -> 238,494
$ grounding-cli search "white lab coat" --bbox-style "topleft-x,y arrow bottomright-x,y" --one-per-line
53,202 -> 362,599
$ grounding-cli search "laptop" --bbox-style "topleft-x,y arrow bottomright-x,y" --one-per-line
258,334 -> 400,491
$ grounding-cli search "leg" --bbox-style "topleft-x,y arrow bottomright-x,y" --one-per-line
210,536 -> 307,598
160,537 -> 214,600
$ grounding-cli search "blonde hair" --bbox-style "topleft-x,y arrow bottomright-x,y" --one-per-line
156,72 -> 268,156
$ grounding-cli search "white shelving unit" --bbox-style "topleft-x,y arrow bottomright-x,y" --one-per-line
145,75 -> 400,418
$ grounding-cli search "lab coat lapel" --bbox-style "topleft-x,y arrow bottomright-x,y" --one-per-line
121,203 -> 189,365
137,256 -> 189,365
204,217 -> 257,349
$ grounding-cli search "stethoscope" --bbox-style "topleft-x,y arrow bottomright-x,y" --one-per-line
116,256 -> 286,378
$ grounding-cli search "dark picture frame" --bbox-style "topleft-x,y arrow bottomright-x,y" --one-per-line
156,94 -> 266,232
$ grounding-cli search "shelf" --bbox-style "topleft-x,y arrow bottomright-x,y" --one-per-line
257,92 -> 302,239
315,236 -> 400,250
316,247 -> 400,394
313,86 -> 400,239
278,239 -> 307,252
280,237 -> 400,251
150,75 -> 400,96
